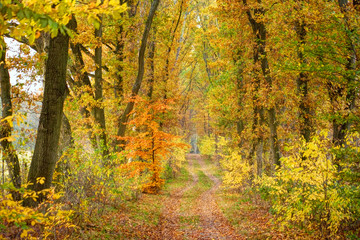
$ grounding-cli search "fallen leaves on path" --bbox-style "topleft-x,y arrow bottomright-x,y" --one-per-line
158,154 -> 199,239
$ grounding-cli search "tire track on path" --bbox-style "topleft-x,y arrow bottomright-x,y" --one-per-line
159,154 -> 199,239
188,155 -> 243,240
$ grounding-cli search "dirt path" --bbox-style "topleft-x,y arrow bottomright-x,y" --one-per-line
159,154 -> 199,239
188,155 -> 242,240
159,154 -> 243,240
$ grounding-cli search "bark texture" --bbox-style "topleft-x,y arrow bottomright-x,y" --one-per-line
0,48 -> 22,200
26,19 -> 75,206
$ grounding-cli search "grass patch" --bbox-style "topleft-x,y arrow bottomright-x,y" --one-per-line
180,168 -> 212,210
179,161 -> 213,230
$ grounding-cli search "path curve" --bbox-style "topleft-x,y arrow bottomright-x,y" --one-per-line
188,155 -> 243,240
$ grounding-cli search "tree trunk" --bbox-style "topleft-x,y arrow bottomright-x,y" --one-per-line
147,33 -> 156,99
243,0 -> 280,168
113,0 -> 136,142
69,17 -> 97,149
55,112 -> 73,184
256,138 -> 264,177
295,4 -> 312,143
329,0 -> 357,168
114,25 -> 124,100
162,0 -> 184,98
0,48 -> 22,201
115,0 -> 160,150
235,60 -> 245,147
25,18 -> 76,207
94,13 -> 109,162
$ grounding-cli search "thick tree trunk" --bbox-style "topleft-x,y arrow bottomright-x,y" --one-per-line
115,0 -> 160,150
258,25 -> 280,167
0,48 -> 22,201
248,58 -> 264,171
243,0 -> 280,168
25,18 -> 75,206
94,14 -> 109,162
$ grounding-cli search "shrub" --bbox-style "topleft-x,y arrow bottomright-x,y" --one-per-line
0,183 -> 75,239
257,132 -> 360,238
221,150 -> 251,190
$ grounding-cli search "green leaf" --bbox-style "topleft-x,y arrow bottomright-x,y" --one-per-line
28,32 -> 35,44
59,26 -> 65,35
48,19 -> 58,30
6,7 -> 12,18
40,18 -> 48,28
50,28 -> 58,38
24,8 -> 31,19
88,15 -> 101,29
0,5 -> 7,15
32,13 -> 40,21
64,27 -> 74,38
17,9 -> 25,20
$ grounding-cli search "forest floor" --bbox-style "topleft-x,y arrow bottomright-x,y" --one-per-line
73,154 -> 311,239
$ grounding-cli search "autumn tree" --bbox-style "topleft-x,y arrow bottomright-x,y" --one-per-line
116,0 -> 160,149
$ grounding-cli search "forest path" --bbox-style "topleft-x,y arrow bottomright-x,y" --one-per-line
159,154 -> 243,240
158,154 -> 199,239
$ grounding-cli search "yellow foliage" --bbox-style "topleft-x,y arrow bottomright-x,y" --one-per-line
221,151 -> 251,190
162,140 -> 189,179
198,135 -> 216,156
257,132 -> 359,237
198,134 -> 227,157
0,185 -> 75,239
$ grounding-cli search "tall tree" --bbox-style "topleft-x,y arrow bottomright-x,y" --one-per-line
116,0 -> 161,150
25,18 -> 76,206
294,0 -> 312,143
94,12 -> 109,162
243,0 -> 280,168
330,0 -> 358,147
0,47 -> 22,201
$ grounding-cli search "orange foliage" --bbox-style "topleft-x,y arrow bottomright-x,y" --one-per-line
117,96 -> 188,193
